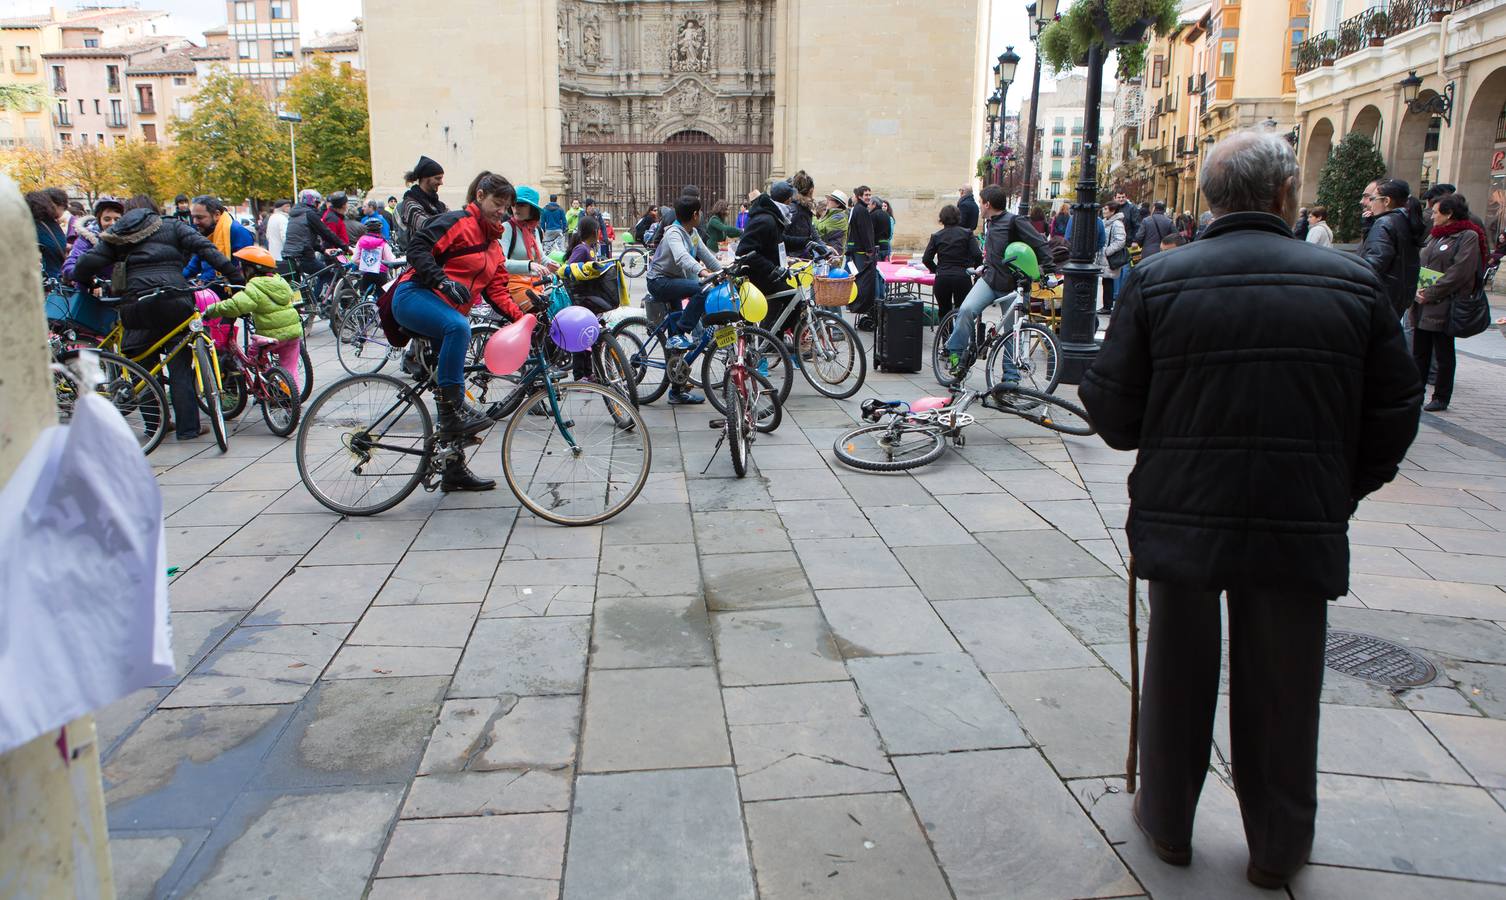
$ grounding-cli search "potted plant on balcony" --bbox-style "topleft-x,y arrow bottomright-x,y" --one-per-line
1039,0 -> 1179,77
1319,36 -> 1338,64
1367,9 -> 1389,46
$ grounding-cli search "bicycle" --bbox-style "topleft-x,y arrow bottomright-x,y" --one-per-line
616,240 -> 649,278
204,314 -> 302,437
296,316 -> 651,525
931,284 -> 1061,395
334,299 -> 402,375
760,256 -> 868,399
832,383 -> 1095,472
699,268 -> 784,477
50,344 -> 170,453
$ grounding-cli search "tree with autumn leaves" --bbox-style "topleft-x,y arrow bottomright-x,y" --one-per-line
283,58 -> 372,194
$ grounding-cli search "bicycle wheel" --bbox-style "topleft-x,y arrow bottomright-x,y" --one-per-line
193,340 -> 229,452
833,422 -> 947,472
989,386 -> 1095,436
501,381 -> 650,525
297,373 -> 433,515
56,349 -> 169,454
325,276 -> 359,337
217,361 -> 251,420
260,366 -> 301,437
337,301 -> 395,375
748,370 -> 782,434
619,247 -> 647,278
987,321 -> 1061,395
795,309 -> 867,399
931,310 -> 959,385
725,373 -> 748,478
298,343 -> 314,402
611,317 -> 670,405
702,326 -> 793,416
591,330 -> 639,409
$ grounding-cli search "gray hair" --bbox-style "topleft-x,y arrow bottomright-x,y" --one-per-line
1200,131 -> 1299,217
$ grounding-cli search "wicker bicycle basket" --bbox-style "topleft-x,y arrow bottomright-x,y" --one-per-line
812,275 -> 853,307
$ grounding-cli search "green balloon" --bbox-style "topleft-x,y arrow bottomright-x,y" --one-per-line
1004,241 -> 1041,281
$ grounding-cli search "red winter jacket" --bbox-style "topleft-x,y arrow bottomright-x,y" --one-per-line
321,208 -> 350,245
400,202 -> 522,319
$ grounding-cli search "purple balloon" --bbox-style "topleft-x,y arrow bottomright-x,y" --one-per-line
549,304 -> 600,352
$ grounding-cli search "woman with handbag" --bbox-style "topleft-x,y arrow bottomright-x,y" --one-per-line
1101,201 -> 1130,314
1413,193 -> 1486,412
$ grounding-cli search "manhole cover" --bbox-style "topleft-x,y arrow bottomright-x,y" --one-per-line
1324,630 -> 1436,687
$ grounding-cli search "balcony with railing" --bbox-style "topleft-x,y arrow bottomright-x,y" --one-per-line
1295,0 -> 1451,74
133,99 -> 156,115
107,115 -> 128,128
11,59 -> 37,74
52,109 -> 72,128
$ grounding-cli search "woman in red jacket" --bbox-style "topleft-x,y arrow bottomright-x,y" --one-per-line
393,171 -> 525,490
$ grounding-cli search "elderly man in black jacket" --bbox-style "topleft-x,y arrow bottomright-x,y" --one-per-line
957,187 -> 980,231
1080,131 -> 1421,891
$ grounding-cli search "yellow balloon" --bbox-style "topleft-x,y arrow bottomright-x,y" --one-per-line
739,281 -> 768,322
787,268 -> 814,288
847,282 -> 858,304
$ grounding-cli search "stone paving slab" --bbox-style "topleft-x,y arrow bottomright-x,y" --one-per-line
849,653 -> 1027,754
579,666 -> 730,771
724,681 -> 897,800
449,616 -> 590,698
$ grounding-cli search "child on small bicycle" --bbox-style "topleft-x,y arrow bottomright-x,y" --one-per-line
201,246 -> 305,390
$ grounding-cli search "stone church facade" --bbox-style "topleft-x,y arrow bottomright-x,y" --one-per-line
363,0 -> 988,248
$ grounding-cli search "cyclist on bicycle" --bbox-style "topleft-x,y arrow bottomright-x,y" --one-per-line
391,171 -> 524,491
647,194 -> 722,404
500,185 -> 558,312
201,246 -> 305,391
943,184 -> 1050,384
74,206 -> 243,441
281,189 -> 349,284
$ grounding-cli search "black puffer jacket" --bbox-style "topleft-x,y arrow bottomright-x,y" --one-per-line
783,197 -> 817,257
1080,212 -> 1422,598
923,225 -> 983,279
74,209 -> 240,347
280,203 -> 346,261
1360,208 -> 1424,317
736,194 -> 789,297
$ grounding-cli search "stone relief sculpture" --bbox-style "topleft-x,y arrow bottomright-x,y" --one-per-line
582,14 -> 601,66
676,81 -> 705,118
672,15 -> 710,72
557,8 -> 570,57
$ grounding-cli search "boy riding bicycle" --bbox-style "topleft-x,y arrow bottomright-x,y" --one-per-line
646,194 -> 722,405
944,185 -> 1050,385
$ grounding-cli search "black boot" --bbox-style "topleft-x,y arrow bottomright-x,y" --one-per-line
440,454 -> 495,492
436,384 -> 492,438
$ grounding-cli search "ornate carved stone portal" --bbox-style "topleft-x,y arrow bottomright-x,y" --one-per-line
557,0 -> 774,216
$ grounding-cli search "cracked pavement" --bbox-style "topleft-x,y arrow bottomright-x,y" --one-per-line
100,303 -> 1506,898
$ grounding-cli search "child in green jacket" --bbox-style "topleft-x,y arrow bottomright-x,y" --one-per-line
203,246 -> 305,390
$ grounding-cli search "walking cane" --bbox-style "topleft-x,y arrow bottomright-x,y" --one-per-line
1126,555 -> 1140,794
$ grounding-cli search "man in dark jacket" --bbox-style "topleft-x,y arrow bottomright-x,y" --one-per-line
846,185 -> 878,323
280,189 -> 348,283
75,208 -> 242,441
1133,201 -> 1176,258
736,183 -> 798,328
957,187 -> 980,231
942,184 -> 1049,380
398,155 -> 448,250
1079,132 -> 1421,891
1359,180 -> 1424,319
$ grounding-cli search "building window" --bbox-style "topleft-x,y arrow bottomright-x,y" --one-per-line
83,38 -> 99,48
97,133 -> 104,144
1050,181 -> 1061,197
1052,139 -> 1063,156
1495,101 -> 1506,143
173,76 -> 187,85
110,98 -> 123,124
273,39 -> 294,59
234,1 -> 254,21
142,123 -> 157,143
94,99 -> 101,114
1219,40 -> 1235,77
1288,29 -> 1304,70
78,98 -> 85,113
106,65 -> 120,92
1424,116 -> 1441,153
15,45 -> 34,71
1072,140 -> 1082,156
1152,56 -> 1164,88
51,65 -> 66,92
271,1 -> 292,19
238,40 -> 256,60
1053,116 -> 1065,135
59,132 -> 71,145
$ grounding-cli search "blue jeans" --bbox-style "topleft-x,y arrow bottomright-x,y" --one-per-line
944,279 -> 1020,382
647,276 -> 711,334
392,280 -> 470,387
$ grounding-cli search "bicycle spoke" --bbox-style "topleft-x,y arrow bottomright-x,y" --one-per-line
502,383 -> 649,525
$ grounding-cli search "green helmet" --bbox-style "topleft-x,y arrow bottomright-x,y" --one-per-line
1003,241 -> 1041,281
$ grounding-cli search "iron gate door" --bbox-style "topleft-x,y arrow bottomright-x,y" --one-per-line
562,130 -> 771,227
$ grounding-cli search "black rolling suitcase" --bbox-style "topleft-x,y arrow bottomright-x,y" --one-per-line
874,298 -> 923,373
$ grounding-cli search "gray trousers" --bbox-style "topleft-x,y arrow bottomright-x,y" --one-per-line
1137,581 -> 1328,875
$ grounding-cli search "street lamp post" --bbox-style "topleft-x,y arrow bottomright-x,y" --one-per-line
277,111 -> 302,199
1019,0 -> 1057,217
1058,40 -> 1105,385
995,46 -> 1019,187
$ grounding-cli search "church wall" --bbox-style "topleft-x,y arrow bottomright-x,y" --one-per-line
774,0 -> 991,249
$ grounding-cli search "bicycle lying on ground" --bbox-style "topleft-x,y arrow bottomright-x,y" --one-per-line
296,313 -> 650,525
832,383 -> 1094,472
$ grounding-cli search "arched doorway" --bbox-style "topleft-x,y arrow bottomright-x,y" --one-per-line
1392,92 -> 1441,194
1458,67 -> 1506,242
657,130 -> 727,210
1352,105 -> 1384,159
1302,117 -> 1335,204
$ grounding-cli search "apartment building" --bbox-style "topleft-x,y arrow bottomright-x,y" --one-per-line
43,38 -> 189,149
301,27 -> 363,73
1197,1 -> 1308,148
0,6 -> 168,150
1138,3 -> 1211,214
227,0 -> 301,100
124,42 -> 231,145
1295,0 -> 1506,237
1022,74 -> 1116,204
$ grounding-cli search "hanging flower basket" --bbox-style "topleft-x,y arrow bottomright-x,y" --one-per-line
1039,0 -> 1178,78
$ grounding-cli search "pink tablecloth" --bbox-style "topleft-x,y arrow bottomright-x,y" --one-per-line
877,261 -> 935,286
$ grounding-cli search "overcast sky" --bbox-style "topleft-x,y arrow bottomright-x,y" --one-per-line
987,0 -> 1120,114
9,0 -> 362,42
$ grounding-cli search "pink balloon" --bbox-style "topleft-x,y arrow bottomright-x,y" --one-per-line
485,313 -> 537,375
909,396 -> 950,414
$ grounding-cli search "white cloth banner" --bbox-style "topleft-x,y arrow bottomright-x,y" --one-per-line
0,393 -> 174,755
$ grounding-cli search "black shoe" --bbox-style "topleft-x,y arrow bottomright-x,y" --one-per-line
435,384 -> 492,438
440,457 -> 495,492
855,315 -> 875,332
1424,398 -> 1449,412
1132,797 -> 1192,867
1246,861 -> 1300,890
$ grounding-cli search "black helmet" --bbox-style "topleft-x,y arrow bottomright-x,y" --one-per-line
329,191 -> 348,208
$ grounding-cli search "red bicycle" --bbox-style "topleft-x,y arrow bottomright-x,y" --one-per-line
212,316 -> 302,437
